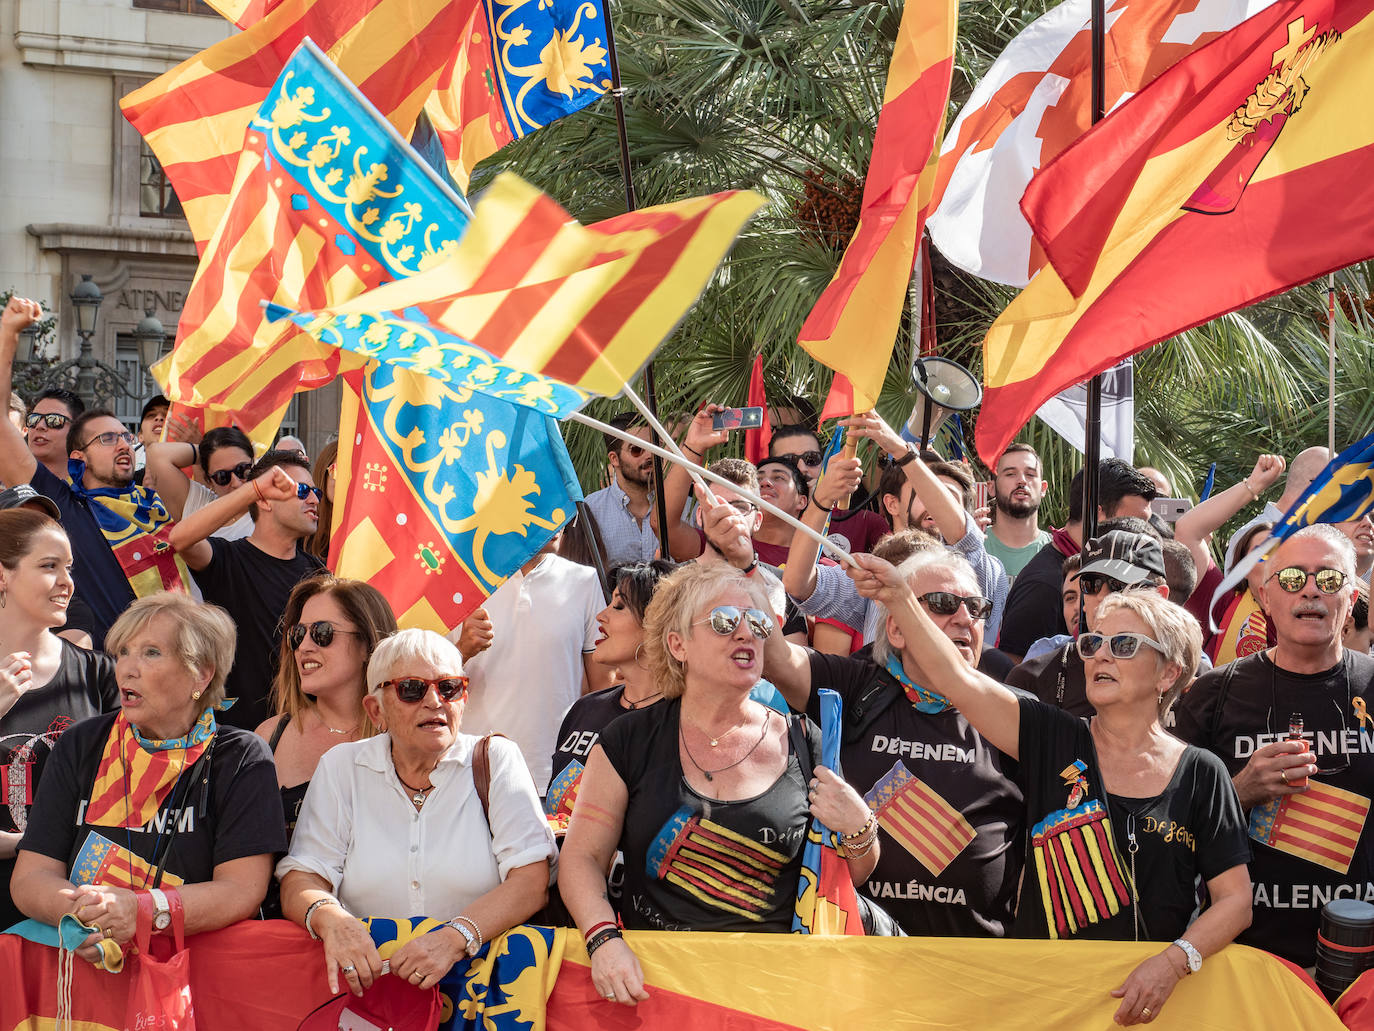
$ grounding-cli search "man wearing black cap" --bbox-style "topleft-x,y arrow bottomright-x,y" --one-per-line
132,394 -> 169,485
1006,525 -> 1169,718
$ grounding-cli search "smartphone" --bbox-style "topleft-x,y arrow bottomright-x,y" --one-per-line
1150,497 -> 1193,522
712,406 -> 765,432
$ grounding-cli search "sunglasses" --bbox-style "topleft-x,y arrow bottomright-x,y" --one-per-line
1268,566 -> 1348,594
208,462 -> 255,487
1076,632 -> 1168,661
288,621 -> 363,650
623,443 -> 647,459
26,412 -> 71,430
696,605 -> 773,639
380,676 -> 470,703
1078,573 -> 1132,595
919,591 -> 993,620
82,430 -> 136,449
780,450 -> 823,467
296,483 -> 323,501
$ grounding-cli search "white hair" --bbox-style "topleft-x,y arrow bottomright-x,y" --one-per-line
871,550 -> 980,665
366,627 -> 464,696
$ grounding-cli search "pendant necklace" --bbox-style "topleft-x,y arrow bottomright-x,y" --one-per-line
396,771 -> 434,808
683,712 -> 748,747
680,710 -> 772,782
623,690 -> 663,710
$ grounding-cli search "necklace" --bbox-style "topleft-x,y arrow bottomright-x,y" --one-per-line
683,711 -> 748,747
680,710 -> 772,782
622,690 -> 663,710
395,769 -> 434,808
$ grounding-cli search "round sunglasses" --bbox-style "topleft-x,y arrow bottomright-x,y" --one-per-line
695,605 -> 773,639
918,591 -> 993,620
380,676 -> 470,703
288,621 -> 363,650
208,461 -> 254,487
1076,632 -> 1168,661
1268,566 -> 1347,594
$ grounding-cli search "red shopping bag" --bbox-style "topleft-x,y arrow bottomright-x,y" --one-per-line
124,894 -> 194,1031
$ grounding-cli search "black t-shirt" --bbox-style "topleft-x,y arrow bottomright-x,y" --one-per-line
191,537 -> 325,731
31,464 -> 137,650
547,685 -> 636,826
0,641 -> 118,928
1016,696 -> 1249,941
806,651 -> 1024,937
19,713 -> 287,891
1173,651 -> 1374,965
1009,642 -> 1089,717
997,539 -> 1070,656
599,698 -> 813,932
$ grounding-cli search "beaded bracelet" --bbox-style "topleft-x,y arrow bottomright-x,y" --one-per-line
303,896 -> 342,940
450,914 -> 483,953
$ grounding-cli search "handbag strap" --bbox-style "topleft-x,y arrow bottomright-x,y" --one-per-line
473,733 -> 504,833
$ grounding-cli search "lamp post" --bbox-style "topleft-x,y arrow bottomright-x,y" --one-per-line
70,274 -> 103,408
16,322 -> 40,365
132,305 -> 167,396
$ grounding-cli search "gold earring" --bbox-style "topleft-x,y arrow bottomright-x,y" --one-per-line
191,690 -> 202,701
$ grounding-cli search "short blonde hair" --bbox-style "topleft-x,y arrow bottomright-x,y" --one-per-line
1095,591 -> 1202,716
105,594 -> 237,717
642,563 -> 774,700
871,550 -> 980,666
366,627 -> 463,696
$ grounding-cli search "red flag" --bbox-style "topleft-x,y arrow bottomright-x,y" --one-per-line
745,354 -> 771,466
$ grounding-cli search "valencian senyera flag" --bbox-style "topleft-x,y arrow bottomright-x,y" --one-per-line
155,39 -> 471,449
976,0 -> 1374,466
927,0 -> 1278,287
121,0 -> 470,251
196,0 -> 611,196
1213,429 -> 1374,600
798,0 -> 957,421
264,172 -> 766,417
792,689 -> 864,935
331,360 -> 581,633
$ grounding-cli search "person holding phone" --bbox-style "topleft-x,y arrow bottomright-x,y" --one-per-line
582,412 -> 692,566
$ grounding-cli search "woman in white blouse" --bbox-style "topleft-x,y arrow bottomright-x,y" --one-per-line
276,628 -> 555,996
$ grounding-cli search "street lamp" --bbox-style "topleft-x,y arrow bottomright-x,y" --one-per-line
16,322 -> 40,364
70,274 -> 104,407
133,305 -> 167,394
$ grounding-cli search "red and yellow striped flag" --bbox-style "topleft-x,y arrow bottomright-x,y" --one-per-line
976,0 -> 1374,465
799,0 -> 957,419
83,715 -> 209,829
1250,781 -> 1371,874
864,761 -> 975,877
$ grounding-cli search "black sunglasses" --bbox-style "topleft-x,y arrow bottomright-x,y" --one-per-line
779,450 -> 823,467
1078,573 -> 1132,595
381,676 -> 470,703
288,621 -> 363,650
919,591 -> 993,620
1269,566 -> 1347,594
208,462 -> 255,487
26,412 -> 71,430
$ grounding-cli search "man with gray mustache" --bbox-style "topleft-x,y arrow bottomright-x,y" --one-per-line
1174,524 -> 1374,968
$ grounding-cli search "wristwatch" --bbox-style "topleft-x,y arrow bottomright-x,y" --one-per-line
149,887 -> 172,932
1172,937 -> 1202,973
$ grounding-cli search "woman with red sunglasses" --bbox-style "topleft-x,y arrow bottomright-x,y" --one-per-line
276,628 -> 555,998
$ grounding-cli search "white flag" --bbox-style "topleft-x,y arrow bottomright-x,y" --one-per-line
1035,359 -> 1134,462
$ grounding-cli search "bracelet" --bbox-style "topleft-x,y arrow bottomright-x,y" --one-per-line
683,444 -> 704,460
893,445 -> 918,468
808,495 -> 831,515
252,479 -> 266,503
450,914 -> 483,953
446,917 -> 477,954
585,927 -> 623,958
840,815 -> 877,843
187,442 -> 198,466
303,896 -> 342,940
584,920 -> 618,942
1241,478 -> 1259,500
740,556 -> 759,576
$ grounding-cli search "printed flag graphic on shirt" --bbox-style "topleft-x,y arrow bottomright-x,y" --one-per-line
1249,781 -> 1371,874
70,831 -> 186,891
798,0 -> 957,419
267,173 -> 764,416
927,0 -> 1278,286
863,760 -> 975,877
332,361 -> 581,634
975,0 -> 1374,467
157,40 -> 471,449
648,806 -> 790,922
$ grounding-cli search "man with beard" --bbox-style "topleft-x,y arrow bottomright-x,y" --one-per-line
582,412 -> 663,566
984,444 -> 1049,581
1174,525 -> 1374,968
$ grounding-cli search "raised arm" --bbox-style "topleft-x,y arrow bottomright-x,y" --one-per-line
143,440 -> 200,520
0,298 -> 41,487
846,553 -> 1022,758
168,465 -> 298,570
1174,454 -> 1284,573
652,405 -> 728,561
782,456 -> 862,604
842,413 -> 966,544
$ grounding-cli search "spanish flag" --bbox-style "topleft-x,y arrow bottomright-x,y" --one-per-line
977,0 -> 1374,466
797,0 -> 957,419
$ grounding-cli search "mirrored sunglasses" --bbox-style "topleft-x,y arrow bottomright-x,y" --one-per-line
26,412 -> 71,430
381,676 -> 469,703
919,591 -> 993,620
296,482 -> 323,501
288,621 -> 363,650
696,605 -> 773,639
1076,632 -> 1168,661
208,462 -> 255,487
1269,566 -> 1347,594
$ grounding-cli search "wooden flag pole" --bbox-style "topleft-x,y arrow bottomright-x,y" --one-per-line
833,438 -> 860,510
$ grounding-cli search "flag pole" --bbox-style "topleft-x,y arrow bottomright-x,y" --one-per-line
601,4 -> 672,560
1328,273 -> 1337,454
1080,0 -> 1108,547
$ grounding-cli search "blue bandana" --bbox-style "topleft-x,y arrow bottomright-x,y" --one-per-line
884,654 -> 953,714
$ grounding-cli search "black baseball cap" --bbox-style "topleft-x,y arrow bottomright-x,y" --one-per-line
0,483 -> 61,519
140,394 -> 170,422
1080,530 -> 1165,585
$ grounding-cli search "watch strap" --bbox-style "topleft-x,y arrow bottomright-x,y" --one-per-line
893,445 -> 918,468
1172,937 -> 1201,972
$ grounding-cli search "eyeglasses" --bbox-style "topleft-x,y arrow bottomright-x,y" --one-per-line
779,450 -> 823,467
1268,566 -> 1348,594
81,431 -> 136,449
288,621 -> 363,650
296,483 -> 323,501
207,462 -> 254,487
695,605 -> 773,639
26,412 -> 71,430
918,592 -> 993,620
380,676 -> 470,703
1076,632 -> 1168,661
1078,573 -> 1133,595
727,499 -> 756,514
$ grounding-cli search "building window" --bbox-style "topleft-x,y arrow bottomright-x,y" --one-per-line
114,335 -> 157,429
140,141 -> 184,219
133,0 -> 218,14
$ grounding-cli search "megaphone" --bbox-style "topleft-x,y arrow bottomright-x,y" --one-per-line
905,356 -> 982,449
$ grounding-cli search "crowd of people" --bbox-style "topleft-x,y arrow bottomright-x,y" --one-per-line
3,292 -> 1374,1022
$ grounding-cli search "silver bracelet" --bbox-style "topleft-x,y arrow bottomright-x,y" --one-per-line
449,914 -> 483,954
446,917 -> 477,954
303,896 -> 342,940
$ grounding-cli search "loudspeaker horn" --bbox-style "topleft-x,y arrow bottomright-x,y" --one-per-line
904,356 -> 983,448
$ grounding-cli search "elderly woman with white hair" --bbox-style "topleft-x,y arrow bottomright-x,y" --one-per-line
845,551 -> 1251,1026
277,628 -> 555,997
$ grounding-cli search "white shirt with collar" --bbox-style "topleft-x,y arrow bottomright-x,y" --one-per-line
276,732 -> 556,917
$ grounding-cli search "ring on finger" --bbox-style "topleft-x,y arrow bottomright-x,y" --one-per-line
342,964 -> 357,975
410,971 -> 424,983
1281,769 -> 1290,784
1142,1007 -> 1152,1019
